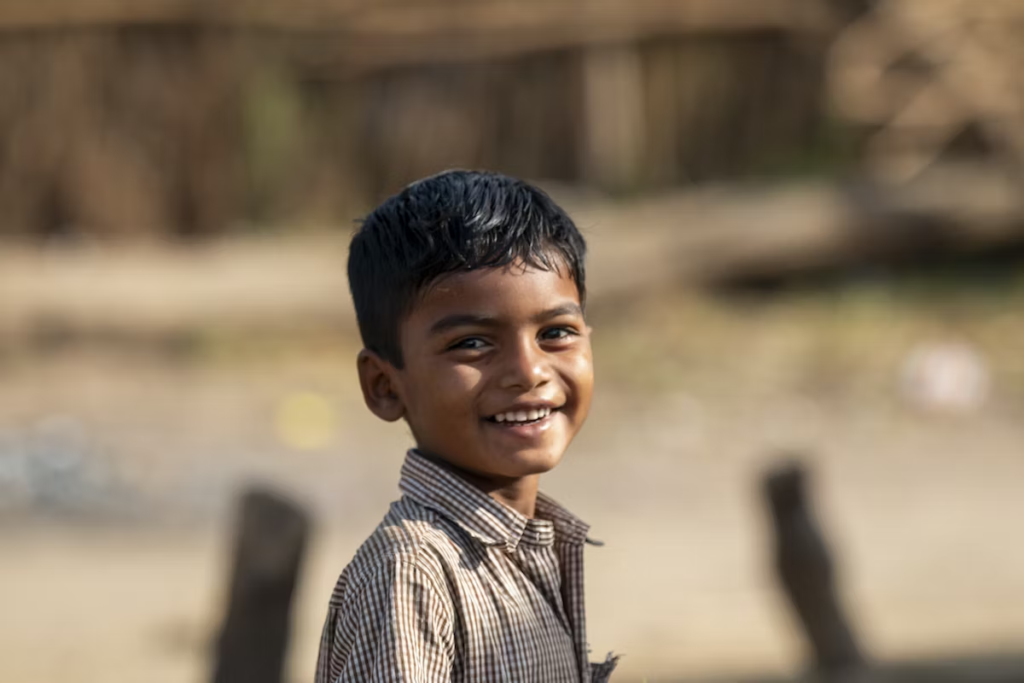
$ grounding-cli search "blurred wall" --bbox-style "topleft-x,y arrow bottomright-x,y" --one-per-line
0,1 -> 838,240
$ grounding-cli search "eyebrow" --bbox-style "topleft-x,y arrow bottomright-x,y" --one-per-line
428,302 -> 583,336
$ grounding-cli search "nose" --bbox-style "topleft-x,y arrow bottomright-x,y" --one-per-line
499,334 -> 552,391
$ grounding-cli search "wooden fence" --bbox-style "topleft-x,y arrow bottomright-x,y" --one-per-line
0,0 -> 839,239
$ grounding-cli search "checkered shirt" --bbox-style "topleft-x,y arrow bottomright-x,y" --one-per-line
315,449 -> 617,682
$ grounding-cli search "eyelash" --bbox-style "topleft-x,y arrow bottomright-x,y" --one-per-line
447,327 -> 578,352
449,337 -> 488,351
540,326 -> 578,341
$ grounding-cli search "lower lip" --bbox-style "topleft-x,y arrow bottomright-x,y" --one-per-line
485,412 -> 557,439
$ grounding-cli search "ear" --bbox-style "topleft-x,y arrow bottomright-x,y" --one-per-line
357,349 -> 406,422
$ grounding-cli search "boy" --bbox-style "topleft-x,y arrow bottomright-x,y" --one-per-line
316,170 -> 617,682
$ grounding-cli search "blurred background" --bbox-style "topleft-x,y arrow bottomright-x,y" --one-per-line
2,0 -> 1024,681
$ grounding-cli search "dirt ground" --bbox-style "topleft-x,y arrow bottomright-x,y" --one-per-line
2,232 -> 1024,683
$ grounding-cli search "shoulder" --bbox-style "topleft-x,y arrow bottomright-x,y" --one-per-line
317,499 -> 460,681
328,497 -> 464,607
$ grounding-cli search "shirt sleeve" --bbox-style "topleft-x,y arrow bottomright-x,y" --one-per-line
316,555 -> 455,683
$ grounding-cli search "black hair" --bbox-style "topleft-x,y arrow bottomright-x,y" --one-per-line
348,169 -> 587,368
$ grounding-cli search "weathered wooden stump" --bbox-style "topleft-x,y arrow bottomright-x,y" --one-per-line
212,487 -> 311,683
764,460 -> 867,676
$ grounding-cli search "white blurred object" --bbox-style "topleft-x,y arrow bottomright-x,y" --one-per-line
900,340 -> 991,414
0,415 -> 126,516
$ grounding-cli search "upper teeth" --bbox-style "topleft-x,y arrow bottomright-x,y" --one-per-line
494,407 -> 552,423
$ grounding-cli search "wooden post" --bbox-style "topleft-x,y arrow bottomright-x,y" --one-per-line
212,488 -> 311,683
763,460 -> 867,674
581,42 -> 646,192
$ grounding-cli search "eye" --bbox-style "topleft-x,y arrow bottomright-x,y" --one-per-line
448,336 -> 489,351
539,326 -> 578,342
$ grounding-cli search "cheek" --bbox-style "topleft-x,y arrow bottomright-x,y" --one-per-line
562,348 -> 595,408
411,363 -> 485,414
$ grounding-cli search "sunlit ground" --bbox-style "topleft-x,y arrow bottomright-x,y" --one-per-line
2,250 -> 1024,682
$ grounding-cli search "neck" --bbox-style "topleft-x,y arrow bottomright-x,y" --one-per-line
485,475 -> 540,518
416,450 -> 540,517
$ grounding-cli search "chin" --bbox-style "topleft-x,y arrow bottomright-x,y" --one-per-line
496,448 -> 564,477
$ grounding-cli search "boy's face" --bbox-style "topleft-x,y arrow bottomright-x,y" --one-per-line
389,263 -> 593,482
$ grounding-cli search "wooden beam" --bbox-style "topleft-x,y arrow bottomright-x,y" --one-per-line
300,1 -> 835,77
0,1 -> 838,75
578,163 -> 1024,295
0,0 -> 835,36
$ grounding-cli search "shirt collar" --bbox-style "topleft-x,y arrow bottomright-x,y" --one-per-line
399,449 -> 594,552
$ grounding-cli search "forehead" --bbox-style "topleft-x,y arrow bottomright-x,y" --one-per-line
407,265 -> 581,326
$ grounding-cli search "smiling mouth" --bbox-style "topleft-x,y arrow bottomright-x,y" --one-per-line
486,406 -> 558,425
